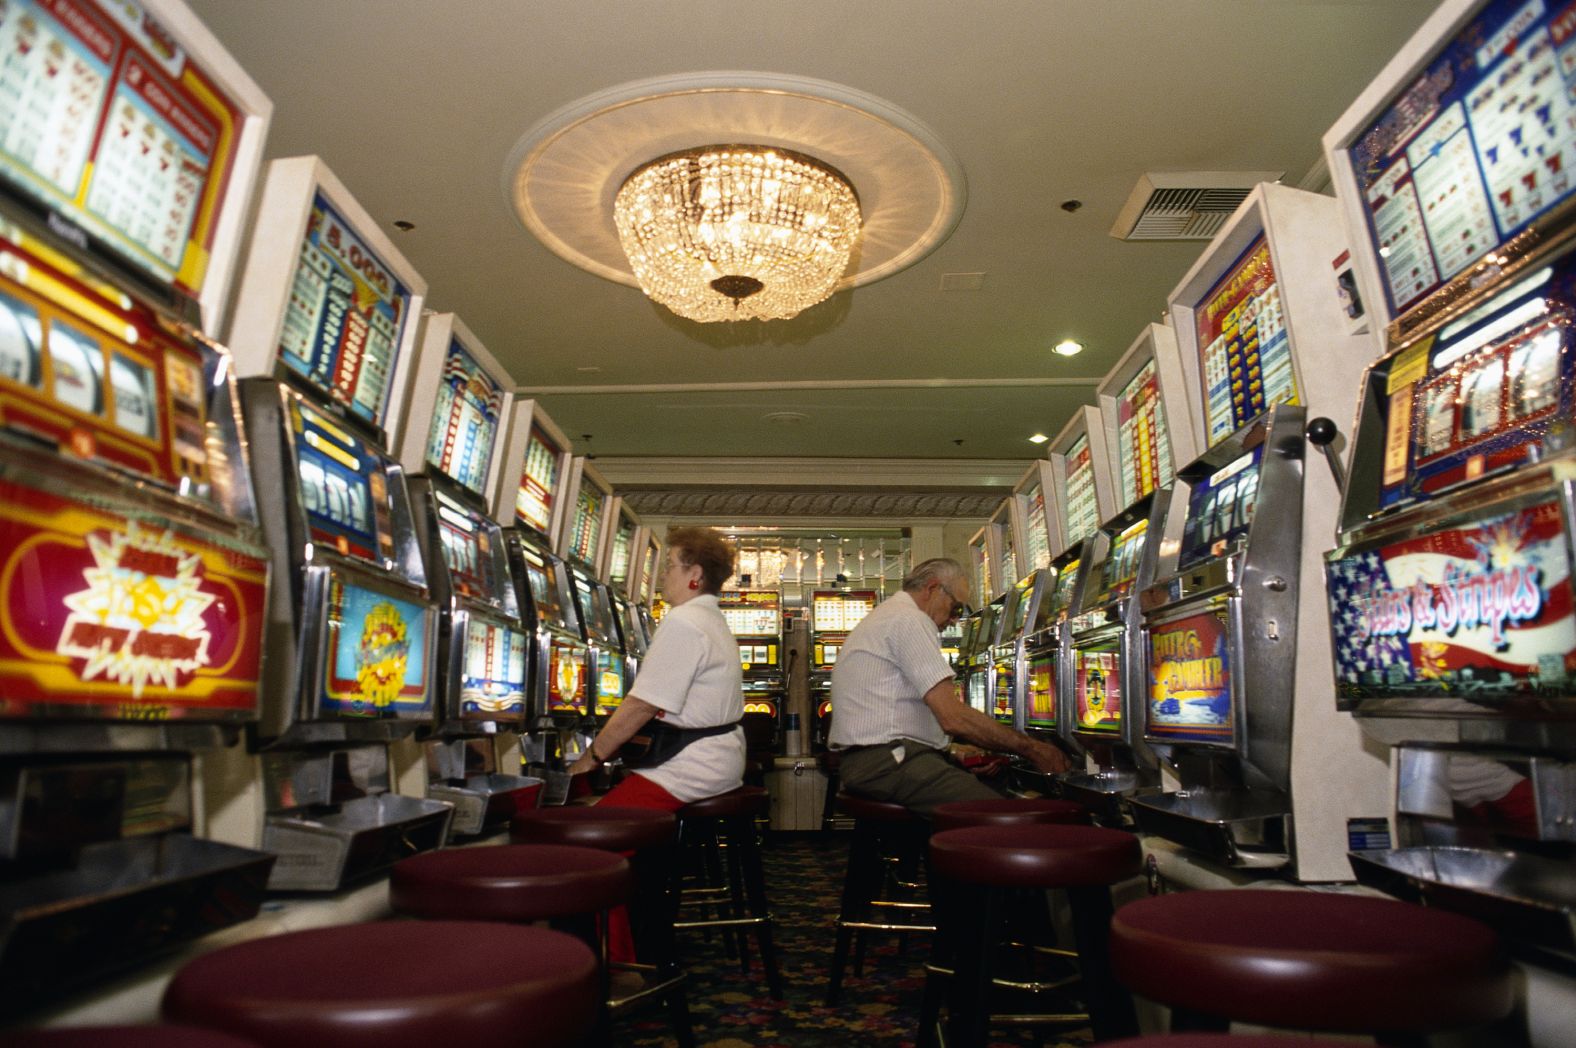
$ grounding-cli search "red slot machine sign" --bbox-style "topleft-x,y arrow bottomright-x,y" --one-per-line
0,472 -> 267,720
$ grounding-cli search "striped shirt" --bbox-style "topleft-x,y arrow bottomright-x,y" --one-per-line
828,591 -> 954,750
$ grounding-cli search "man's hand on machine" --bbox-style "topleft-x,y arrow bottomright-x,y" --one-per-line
1025,739 -> 1073,775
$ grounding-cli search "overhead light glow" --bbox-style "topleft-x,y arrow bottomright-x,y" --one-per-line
1052,339 -> 1083,357
1028,433 -> 1049,444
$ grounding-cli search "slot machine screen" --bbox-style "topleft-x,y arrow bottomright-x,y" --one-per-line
1063,434 -> 1099,545
569,482 -> 605,565
992,655 -> 1014,721
1178,447 -> 1263,571
974,603 -> 999,655
1146,604 -> 1235,746
608,519 -> 635,586
1073,639 -> 1122,736
320,574 -> 431,719
618,598 -> 648,658
959,614 -> 982,657
1345,0 -> 1576,318
434,490 -> 498,600
1116,358 -> 1174,507
546,635 -> 585,713
515,425 -> 561,535
594,648 -> 626,716
999,516 -> 1020,585
993,590 -> 1020,645
966,667 -> 989,713
1047,559 -> 1082,622
1025,650 -> 1057,729
0,0 -> 248,299
1327,495 -> 1576,702
1377,261 -> 1574,511
291,396 -> 394,564
424,338 -> 504,498
277,193 -> 412,430
1195,235 -> 1295,447
571,569 -> 616,641
1022,479 -> 1052,571
720,591 -> 782,636
1096,519 -> 1149,603
1009,573 -> 1038,635
459,614 -> 527,721
812,591 -> 875,633
517,543 -> 578,636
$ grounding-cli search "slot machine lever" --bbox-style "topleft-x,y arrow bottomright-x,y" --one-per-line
1305,417 -> 1347,501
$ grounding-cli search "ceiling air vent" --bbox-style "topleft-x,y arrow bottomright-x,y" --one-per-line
1110,171 -> 1284,241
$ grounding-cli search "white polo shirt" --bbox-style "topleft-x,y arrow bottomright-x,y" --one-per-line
628,594 -> 746,802
828,591 -> 954,751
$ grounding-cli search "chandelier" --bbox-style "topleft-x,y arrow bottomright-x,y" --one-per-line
613,145 -> 862,323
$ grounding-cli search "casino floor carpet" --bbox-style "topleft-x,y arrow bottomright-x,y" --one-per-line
610,831 -> 1095,1048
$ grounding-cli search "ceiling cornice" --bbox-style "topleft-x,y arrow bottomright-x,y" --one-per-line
591,455 -> 1029,490
625,489 -> 1004,519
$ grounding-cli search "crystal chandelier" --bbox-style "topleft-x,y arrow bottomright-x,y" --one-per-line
613,145 -> 862,323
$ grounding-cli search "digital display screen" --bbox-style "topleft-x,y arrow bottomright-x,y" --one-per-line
991,592 -> 1017,646
619,598 -> 648,657
1378,262 -> 1574,511
594,648 -> 626,716
812,590 -> 876,633
1063,434 -> 1099,545
291,395 -> 391,564
570,482 -> 604,564
965,668 -> 989,713
1095,519 -> 1149,604
1147,605 -> 1234,745
992,657 -> 1015,722
0,0 -> 247,299
516,541 -> 578,635
1117,358 -> 1173,508
1074,640 -> 1122,736
1195,235 -> 1295,447
959,613 -> 982,656
434,490 -> 497,600
1022,480 -> 1051,571
1347,0 -> 1576,317
720,590 -> 782,636
1048,558 -> 1082,622
1025,651 -> 1057,729
321,575 -> 430,718
1178,446 -> 1263,571
277,193 -> 411,429
738,640 -> 778,669
424,338 -> 503,497
459,614 -> 526,722
608,519 -> 635,585
546,635 -> 585,713
1000,519 -> 1020,585
1009,573 -> 1037,635
572,569 -> 616,641
515,425 -> 560,535
1327,497 -> 1574,701
973,603 -> 999,656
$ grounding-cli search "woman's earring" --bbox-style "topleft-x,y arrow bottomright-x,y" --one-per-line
688,579 -> 699,590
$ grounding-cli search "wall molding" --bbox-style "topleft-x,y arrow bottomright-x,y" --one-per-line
591,455 -> 1030,490
623,489 -> 1006,519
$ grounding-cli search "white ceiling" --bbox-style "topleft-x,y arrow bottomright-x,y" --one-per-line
188,0 -> 1438,469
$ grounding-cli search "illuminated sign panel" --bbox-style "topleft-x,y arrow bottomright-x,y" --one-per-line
1147,605 -> 1235,746
424,338 -> 503,497
320,575 -> 431,718
1195,235 -> 1295,447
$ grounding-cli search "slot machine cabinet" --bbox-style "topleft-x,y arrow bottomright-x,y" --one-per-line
1018,543 -> 1094,777
611,591 -> 647,691
0,0 -> 278,1010
1321,0 -> 1576,963
1047,407 -> 1120,562
631,528 -> 663,607
988,576 -> 1035,730
492,397 -> 574,557
809,589 -> 877,750
503,530 -> 592,782
1012,461 -> 1061,583
570,565 -> 626,726
967,523 -> 1001,604
1059,323 -> 1197,823
1128,182 -> 1389,884
720,590 -> 786,756
604,499 -> 642,600
558,455 -> 614,572
226,156 -> 451,890
989,498 -> 1021,598
395,313 -> 538,838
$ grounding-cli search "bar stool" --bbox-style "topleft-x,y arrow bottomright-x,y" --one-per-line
161,921 -> 597,1048
1097,1037 -> 1363,1048
931,796 -> 1090,832
825,792 -> 932,1005
673,785 -> 783,999
928,823 -> 1143,1048
7,1028 -> 261,1047
1110,890 -> 1516,1047
511,805 -> 693,1048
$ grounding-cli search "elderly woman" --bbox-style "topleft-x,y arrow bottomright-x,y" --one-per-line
569,526 -> 745,809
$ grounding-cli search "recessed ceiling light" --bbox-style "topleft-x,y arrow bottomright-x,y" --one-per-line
1052,339 -> 1084,357
1028,433 -> 1049,444
576,365 -> 602,372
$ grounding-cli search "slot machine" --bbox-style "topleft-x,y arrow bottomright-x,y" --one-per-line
0,0 -> 275,1008
1321,0 -> 1576,966
990,498 -> 1020,598
1059,324 -> 1198,824
570,564 -> 625,723
720,590 -> 786,753
958,603 -> 998,715
604,498 -> 641,598
560,454 -> 613,572
226,156 -> 452,890
989,573 -> 1038,729
809,588 -> 876,749
968,523 -> 1000,604
1128,182 -> 1388,884
395,313 -> 538,837
611,590 -> 645,690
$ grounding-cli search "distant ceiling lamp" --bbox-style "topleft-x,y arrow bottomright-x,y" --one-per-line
614,145 -> 861,322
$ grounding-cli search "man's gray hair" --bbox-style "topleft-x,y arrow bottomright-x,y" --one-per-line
902,557 -> 965,593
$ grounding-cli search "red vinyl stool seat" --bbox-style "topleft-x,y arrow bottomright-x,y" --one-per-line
7,1027 -> 261,1047
1110,890 -> 1514,1044
925,824 -> 1144,1048
932,797 -> 1089,832
826,791 -> 933,1005
511,805 -> 692,1048
1097,1036 -> 1365,1048
673,786 -> 782,999
390,843 -> 631,922
161,921 -> 597,1048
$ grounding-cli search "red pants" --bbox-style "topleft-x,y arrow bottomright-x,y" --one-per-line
594,774 -> 684,962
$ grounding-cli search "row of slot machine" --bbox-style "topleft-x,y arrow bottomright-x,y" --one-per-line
960,0 -> 1576,981
0,0 -> 668,1016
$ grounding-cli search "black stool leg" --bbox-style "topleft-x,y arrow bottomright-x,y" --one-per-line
630,843 -> 695,1048
1065,884 -> 1139,1042
827,817 -> 880,1005
729,812 -> 784,1000
946,883 -> 1000,1048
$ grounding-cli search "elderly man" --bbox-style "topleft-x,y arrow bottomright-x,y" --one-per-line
828,557 -> 1070,816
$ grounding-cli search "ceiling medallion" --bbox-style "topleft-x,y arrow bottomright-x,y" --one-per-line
504,73 -> 966,321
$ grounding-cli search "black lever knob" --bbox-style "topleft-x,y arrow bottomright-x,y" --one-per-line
1306,416 -> 1338,447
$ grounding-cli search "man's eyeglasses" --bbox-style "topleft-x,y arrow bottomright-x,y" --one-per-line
940,584 -> 971,620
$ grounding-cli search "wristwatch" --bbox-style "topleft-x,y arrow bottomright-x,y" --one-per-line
586,744 -> 605,767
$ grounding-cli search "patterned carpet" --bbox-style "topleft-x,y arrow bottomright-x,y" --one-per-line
611,832 -> 1095,1048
